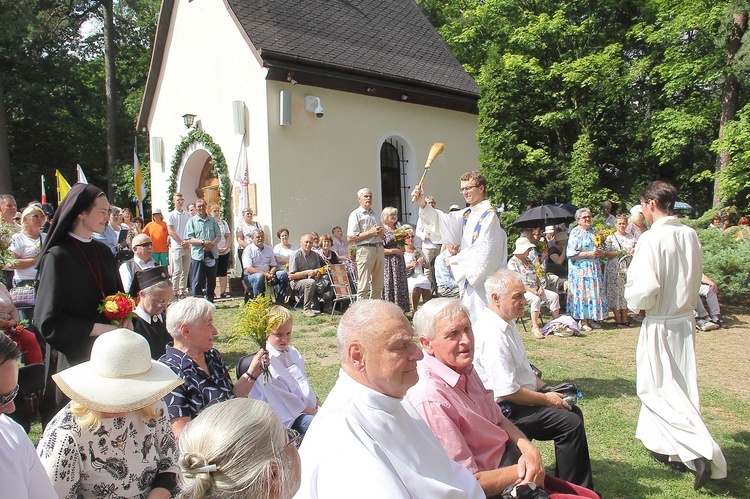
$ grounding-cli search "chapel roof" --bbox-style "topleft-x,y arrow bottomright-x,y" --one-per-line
137,0 -> 479,129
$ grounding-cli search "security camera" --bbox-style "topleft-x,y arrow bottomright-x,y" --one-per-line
305,96 -> 325,119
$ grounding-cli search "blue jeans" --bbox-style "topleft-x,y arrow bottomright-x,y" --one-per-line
292,413 -> 315,437
243,271 -> 290,301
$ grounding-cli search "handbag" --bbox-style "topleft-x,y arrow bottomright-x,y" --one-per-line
10,285 -> 35,308
540,382 -> 581,405
501,482 -> 550,499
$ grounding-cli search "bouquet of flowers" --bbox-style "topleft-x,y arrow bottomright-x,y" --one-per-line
0,222 -> 19,272
229,295 -> 280,381
348,244 -> 356,258
13,318 -> 29,333
98,292 -> 136,326
592,224 -> 614,248
393,227 -> 408,249
533,261 -> 548,279
535,239 -> 547,255
317,265 -> 329,275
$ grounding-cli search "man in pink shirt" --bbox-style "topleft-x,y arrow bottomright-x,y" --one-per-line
406,298 -> 599,498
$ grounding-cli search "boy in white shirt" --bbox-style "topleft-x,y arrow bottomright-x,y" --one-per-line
249,306 -> 319,436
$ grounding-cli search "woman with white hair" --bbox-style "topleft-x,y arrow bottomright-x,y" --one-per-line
37,328 -> 184,498
159,297 -> 266,437
178,398 -> 301,499
566,208 -> 607,331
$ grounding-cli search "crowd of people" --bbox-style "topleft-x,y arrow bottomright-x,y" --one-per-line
0,175 -> 731,497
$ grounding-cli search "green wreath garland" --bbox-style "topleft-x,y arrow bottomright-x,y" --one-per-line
167,129 -> 231,219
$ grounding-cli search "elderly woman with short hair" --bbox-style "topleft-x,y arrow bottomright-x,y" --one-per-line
178,398 -> 301,499
566,208 -> 607,332
159,297 -> 265,437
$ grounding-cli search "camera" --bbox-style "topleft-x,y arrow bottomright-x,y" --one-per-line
314,104 -> 324,118
305,95 -> 325,118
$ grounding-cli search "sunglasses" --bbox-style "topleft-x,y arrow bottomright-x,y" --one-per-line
134,242 -> 153,248
0,384 -> 19,407
286,428 -> 302,448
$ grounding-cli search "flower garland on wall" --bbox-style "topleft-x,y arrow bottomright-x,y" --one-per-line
167,129 -> 231,219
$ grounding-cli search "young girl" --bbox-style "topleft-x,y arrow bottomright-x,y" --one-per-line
250,306 -> 319,436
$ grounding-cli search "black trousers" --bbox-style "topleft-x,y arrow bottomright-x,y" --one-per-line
190,259 -> 217,302
505,401 -> 594,490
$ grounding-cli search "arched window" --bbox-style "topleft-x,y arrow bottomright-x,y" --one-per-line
380,139 -> 409,222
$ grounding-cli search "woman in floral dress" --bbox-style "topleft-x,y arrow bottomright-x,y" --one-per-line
603,215 -> 636,327
566,208 -> 607,331
380,207 -> 410,312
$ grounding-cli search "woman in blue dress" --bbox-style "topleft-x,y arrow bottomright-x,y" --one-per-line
566,208 -> 607,331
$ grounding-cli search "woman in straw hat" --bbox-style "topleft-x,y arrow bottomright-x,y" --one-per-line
178,398 -> 301,499
37,328 -> 183,498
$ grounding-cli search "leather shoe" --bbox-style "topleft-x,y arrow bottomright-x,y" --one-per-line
690,457 -> 711,490
649,451 -> 688,473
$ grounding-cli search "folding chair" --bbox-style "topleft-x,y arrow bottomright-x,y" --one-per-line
327,263 -> 356,317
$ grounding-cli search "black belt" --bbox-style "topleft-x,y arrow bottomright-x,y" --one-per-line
357,243 -> 381,247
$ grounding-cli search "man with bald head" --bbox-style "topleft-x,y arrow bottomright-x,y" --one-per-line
296,299 -> 484,498
119,233 -> 157,294
346,188 -> 385,301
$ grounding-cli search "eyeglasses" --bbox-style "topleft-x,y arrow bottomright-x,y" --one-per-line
579,216 -> 591,220
459,185 -> 479,193
134,242 -> 153,248
405,235 -> 414,239
286,428 -> 302,448
0,384 -> 19,407
154,298 -> 175,308
27,214 -> 43,220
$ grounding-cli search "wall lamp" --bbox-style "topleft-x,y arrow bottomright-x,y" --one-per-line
182,113 -> 197,129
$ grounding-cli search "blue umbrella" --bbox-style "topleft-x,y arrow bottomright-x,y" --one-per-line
674,201 -> 693,211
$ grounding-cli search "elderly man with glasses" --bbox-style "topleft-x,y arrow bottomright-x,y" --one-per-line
119,233 -> 157,294
412,171 -> 507,323
131,266 -> 174,360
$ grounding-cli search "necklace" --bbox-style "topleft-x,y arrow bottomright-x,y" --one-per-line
72,238 -> 104,298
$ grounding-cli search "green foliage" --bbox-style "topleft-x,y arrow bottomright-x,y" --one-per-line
168,129 -> 231,219
713,103 -> 750,202
696,227 -> 750,299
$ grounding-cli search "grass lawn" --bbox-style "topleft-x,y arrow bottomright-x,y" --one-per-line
213,298 -> 750,499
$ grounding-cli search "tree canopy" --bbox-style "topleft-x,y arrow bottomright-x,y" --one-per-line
419,0 -> 750,215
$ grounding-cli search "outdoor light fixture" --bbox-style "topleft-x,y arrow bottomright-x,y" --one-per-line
182,113 -> 197,129
304,96 -> 324,118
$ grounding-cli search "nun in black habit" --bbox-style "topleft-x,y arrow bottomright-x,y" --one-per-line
35,183 -> 126,424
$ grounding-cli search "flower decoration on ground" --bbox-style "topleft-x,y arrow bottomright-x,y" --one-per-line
98,292 -> 136,326
229,295 -> 280,381
393,227 -> 408,248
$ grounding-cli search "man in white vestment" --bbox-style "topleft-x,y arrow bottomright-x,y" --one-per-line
295,299 -> 484,499
625,180 -> 726,490
412,171 -> 507,323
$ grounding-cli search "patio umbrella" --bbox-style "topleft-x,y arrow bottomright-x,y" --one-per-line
513,204 -> 576,228
674,201 -> 693,211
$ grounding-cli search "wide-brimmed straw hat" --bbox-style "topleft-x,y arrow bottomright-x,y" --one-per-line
52,328 -> 183,413
513,236 -> 536,255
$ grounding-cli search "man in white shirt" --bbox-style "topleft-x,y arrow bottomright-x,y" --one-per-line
167,193 -> 191,298
346,188 -> 385,301
415,195 -> 440,292
242,228 -> 286,301
0,333 -> 57,498
412,171 -> 507,323
296,299 -> 484,499
473,270 -> 594,490
119,233 -> 157,294
625,181 -> 726,490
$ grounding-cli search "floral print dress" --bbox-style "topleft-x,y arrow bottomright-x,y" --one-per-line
603,232 -> 636,310
381,227 -> 410,312
566,227 -> 607,321
37,400 -> 178,498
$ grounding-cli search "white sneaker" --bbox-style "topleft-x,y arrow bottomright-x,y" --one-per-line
696,318 -> 719,331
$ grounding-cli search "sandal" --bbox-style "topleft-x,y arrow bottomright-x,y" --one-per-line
616,322 -> 627,329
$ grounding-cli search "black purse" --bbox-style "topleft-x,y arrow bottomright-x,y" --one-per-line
501,482 -> 550,499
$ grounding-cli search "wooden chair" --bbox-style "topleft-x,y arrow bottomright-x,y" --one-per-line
326,263 -> 356,317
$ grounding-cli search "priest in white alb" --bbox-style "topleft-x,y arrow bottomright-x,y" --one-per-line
624,180 -> 726,490
412,171 -> 507,323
